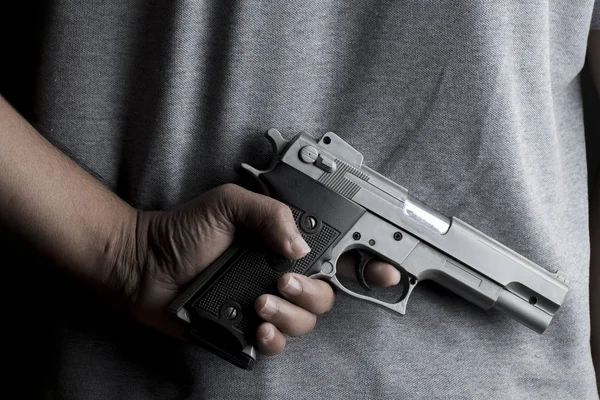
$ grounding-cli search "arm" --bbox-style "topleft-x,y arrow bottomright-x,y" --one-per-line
0,94 -> 317,347
0,95 -> 135,292
587,29 -> 600,392
0,94 -> 398,354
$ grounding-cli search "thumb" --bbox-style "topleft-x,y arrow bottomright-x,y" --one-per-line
216,184 -> 311,259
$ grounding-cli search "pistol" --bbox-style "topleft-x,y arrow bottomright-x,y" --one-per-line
168,128 -> 569,369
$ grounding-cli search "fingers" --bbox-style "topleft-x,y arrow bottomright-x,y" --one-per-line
363,260 -> 401,287
255,322 -> 286,356
215,184 -> 310,260
336,252 -> 401,287
254,273 -> 335,355
255,294 -> 317,337
277,274 -> 335,314
209,184 -> 403,358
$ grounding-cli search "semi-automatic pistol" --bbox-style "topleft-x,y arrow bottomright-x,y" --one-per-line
168,128 -> 569,369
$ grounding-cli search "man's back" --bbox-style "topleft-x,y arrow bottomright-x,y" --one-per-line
5,1 -> 599,398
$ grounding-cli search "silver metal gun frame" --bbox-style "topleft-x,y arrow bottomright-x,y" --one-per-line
243,128 -> 569,334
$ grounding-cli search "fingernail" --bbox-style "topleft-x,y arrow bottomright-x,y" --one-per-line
263,325 -> 275,342
259,296 -> 277,317
290,235 -> 310,256
282,276 -> 302,296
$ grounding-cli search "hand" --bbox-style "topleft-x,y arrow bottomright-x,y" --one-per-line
113,183 -> 400,355
0,96 -> 397,356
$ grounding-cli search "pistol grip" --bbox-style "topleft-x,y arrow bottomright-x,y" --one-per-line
169,162 -> 366,368
168,206 -> 341,369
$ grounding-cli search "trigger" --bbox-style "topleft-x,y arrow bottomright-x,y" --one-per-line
356,250 -> 375,291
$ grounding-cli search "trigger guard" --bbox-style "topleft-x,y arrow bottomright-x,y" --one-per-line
356,250 -> 375,291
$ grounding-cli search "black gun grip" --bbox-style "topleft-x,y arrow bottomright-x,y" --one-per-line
173,207 -> 340,369
169,164 -> 366,369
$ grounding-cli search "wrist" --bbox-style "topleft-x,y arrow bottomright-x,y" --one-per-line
100,207 -> 146,303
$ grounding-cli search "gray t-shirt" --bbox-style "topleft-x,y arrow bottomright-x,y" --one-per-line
29,1 -> 600,399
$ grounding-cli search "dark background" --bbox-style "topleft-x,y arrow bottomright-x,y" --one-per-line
0,4 -> 598,398
584,63 -> 600,190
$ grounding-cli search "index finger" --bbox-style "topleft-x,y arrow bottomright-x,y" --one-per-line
336,251 -> 401,287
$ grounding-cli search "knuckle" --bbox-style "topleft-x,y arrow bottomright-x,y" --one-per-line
213,183 -> 246,223
270,201 -> 293,221
218,183 -> 241,198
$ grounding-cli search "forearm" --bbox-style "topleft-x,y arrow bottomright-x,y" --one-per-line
0,95 -> 136,290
